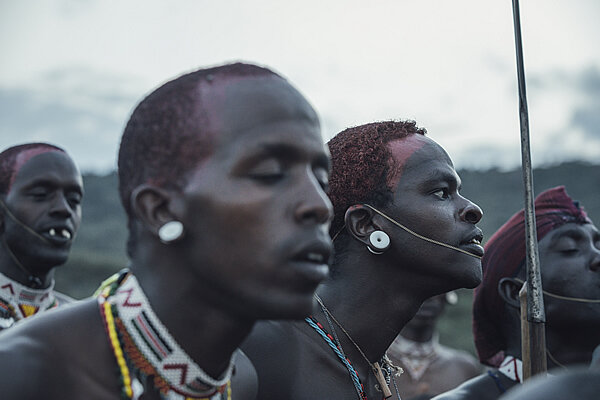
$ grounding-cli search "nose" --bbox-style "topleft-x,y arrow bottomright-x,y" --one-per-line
459,198 -> 483,224
49,193 -> 74,218
294,173 -> 333,226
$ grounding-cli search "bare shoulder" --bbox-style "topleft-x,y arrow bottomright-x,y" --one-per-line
0,298 -> 119,399
242,320 -> 306,358
241,320 -> 317,399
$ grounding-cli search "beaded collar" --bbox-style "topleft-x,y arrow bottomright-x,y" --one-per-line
498,356 -> 523,383
388,334 -> 439,380
98,271 -> 234,400
0,272 -> 57,330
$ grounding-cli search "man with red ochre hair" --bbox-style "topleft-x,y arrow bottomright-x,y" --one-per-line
0,143 -> 83,331
243,120 -> 485,399
434,186 -> 600,400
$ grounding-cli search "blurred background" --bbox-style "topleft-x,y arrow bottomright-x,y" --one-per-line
1,0 -> 599,355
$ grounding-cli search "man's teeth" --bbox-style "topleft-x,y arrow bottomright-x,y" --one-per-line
47,229 -> 71,239
306,252 -> 324,263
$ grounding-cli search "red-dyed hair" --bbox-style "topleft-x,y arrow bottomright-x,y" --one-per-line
0,143 -> 65,196
327,120 -> 427,238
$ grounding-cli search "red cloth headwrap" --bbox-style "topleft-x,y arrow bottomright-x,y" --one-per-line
472,186 -> 591,366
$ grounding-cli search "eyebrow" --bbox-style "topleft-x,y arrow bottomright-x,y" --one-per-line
23,178 -> 84,195
422,168 -> 461,190
550,227 -> 595,244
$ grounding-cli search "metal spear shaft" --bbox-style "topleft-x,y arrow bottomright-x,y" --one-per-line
511,0 -> 547,379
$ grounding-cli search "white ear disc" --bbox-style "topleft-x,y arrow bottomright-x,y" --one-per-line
158,221 -> 184,244
369,230 -> 390,251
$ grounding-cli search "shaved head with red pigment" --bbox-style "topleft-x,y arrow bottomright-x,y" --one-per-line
327,120 -> 427,237
118,63 -> 281,220
0,143 -> 65,196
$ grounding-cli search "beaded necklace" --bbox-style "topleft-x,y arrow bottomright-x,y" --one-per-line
306,295 -> 403,400
0,272 -> 58,330
98,271 -> 233,400
305,316 -> 367,400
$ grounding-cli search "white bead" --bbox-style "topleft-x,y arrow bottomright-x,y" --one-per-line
369,230 -> 390,250
158,221 -> 184,243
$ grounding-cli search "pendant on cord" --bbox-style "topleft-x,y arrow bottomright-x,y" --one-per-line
372,362 -> 392,398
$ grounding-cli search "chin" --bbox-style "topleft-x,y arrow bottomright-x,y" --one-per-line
448,262 -> 482,290
462,265 -> 483,289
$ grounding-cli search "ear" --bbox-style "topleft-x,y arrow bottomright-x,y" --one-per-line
498,277 -> 523,310
130,184 -> 179,237
344,204 -> 382,246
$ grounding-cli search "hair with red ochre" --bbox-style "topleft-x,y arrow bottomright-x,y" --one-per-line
0,143 -> 65,196
327,120 -> 426,238
118,62 -> 280,219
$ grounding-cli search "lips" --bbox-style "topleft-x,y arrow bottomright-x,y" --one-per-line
40,226 -> 73,246
459,229 -> 485,257
290,240 -> 333,283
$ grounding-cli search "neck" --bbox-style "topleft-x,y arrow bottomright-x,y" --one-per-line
130,258 -> 254,379
316,256 -> 432,366
546,326 -> 598,368
505,324 -> 598,369
0,246 -> 54,289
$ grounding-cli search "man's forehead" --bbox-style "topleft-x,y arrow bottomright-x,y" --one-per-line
544,222 -> 597,243
11,151 -> 80,188
203,75 -> 318,138
9,148 -> 66,190
14,148 -> 63,174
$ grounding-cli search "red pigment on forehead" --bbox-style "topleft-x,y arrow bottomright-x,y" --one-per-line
10,147 -> 64,190
200,74 -> 283,133
386,135 -> 428,188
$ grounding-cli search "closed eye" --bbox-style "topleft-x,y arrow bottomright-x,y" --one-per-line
250,173 -> 285,184
29,189 -> 49,200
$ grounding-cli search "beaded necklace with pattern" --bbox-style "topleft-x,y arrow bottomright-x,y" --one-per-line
97,271 -> 234,400
0,272 -> 58,330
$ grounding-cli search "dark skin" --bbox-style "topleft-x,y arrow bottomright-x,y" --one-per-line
243,135 -> 484,399
0,151 -> 82,294
433,222 -> 600,400
387,295 -> 481,399
0,74 -> 333,399
498,368 -> 600,400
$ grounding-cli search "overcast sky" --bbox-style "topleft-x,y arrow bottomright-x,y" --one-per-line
1,0 -> 599,173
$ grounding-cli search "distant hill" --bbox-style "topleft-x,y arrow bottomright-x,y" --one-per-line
54,161 -> 600,354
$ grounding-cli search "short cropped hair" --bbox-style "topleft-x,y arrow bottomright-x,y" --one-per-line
118,62 -> 280,218
327,120 -> 426,237
118,63 -> 281,254
0,143 -> 65,196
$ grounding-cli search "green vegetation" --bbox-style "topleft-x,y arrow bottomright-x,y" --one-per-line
55,162 -> 600,354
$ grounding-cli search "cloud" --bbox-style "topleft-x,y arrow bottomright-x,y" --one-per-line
0,67 -> 143,172
570,67 -> 600,141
